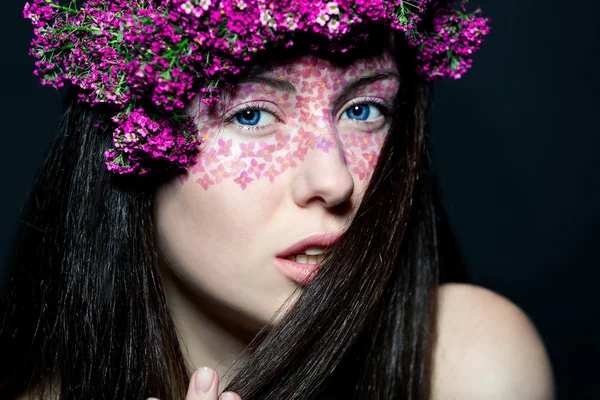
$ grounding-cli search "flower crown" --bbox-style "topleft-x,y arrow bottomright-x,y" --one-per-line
24,0 -> 491,175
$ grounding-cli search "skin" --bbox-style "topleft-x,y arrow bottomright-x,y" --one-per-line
154,52 -> 399,393
151,55 -> 555,400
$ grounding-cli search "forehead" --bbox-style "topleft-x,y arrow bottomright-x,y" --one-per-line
255,51 -> 398,79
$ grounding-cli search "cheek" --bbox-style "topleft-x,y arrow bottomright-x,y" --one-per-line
339,130 -> 386,182
155,175 -> 285,276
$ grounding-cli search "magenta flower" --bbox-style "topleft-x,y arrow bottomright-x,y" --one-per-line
24,0 -> 490,175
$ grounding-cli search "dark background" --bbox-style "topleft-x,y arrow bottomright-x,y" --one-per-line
2,0 -> 598,398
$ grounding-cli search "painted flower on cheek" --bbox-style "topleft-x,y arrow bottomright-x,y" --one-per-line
248,158 -> 266,179
276,152 -> 297,172
217,138 -> 233,156
352,160 -> 369,181
359,133 -> 376,151
199,148 -> 219,166
362,150 -> 379,168
234,170 -> 253,190
209,164 -> 231,184
239,142 -> 256,157
227,159 -> 247,175
341,132 -> 358,148
258,141 -> 276,161
275,132 -> 291,150
190,160 -> 205,175
264,164 -> 281,183
196,173 -> 215,190
293,144 -> 308,161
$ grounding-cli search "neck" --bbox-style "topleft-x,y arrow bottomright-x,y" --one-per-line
161,268 -> 263,390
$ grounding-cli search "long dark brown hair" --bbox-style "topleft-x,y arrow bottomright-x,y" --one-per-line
1,27 -> 447,399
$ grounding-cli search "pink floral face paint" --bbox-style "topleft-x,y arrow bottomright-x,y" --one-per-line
184,53 -> 399,190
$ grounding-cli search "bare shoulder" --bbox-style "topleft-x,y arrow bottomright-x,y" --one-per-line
431,283 -> 555,400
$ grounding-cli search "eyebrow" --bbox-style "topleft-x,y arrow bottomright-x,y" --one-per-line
237,70 -> 400,97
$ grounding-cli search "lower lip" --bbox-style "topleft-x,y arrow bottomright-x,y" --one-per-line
275,257 -> 321,285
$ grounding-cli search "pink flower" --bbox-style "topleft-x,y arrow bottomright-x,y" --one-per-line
239,142 -> 256,158
293,145 -> 308,161
275,132 -> 291,150
209,164 -> 231,184
362,150 -> 379,168
294,95 -> 310,110
248,158 -> 266,179
258,142 -> 276,161
196,173 -> 215,190
234,170 -> 254,190
200,148 -> 219,166
217,138 -> 232,156
277,93 -> 292,108
352,160 -> 369,181
190,160 -> 206,175
264,165 -> 280,183
317,137 -> 336,153
276,152 -> 297,172
359,134 -> 375,150
227,159 -> 247,175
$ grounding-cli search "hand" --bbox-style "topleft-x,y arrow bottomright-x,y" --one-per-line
147,367 -> 242,400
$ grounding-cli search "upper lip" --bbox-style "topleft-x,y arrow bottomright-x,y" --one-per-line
276,232 -> 344,258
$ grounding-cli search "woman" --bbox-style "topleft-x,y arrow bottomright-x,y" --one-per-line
2,1 -> 553,399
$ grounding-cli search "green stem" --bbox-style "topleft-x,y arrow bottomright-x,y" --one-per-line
49,4 -> 78,13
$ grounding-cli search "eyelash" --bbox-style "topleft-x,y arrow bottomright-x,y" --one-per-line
223,101 -> 282,132
340,97 -> 390,127
223,97 -> 391,132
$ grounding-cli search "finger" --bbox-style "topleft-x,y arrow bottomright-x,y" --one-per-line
219,392 -> 242,400
186,367 -> 219,400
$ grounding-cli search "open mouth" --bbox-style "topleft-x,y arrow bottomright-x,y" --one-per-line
284,246 -> 327,265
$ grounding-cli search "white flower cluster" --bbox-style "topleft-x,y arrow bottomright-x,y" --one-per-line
315,1 -> 341,32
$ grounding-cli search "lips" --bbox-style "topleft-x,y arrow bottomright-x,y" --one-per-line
276,232 -> 344,259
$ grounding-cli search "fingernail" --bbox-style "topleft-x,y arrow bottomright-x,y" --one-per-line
220,393 -> 237,400
195,367 -> 214,393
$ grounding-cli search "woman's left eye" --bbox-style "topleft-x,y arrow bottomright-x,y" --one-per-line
341,103 -> 383,122
232,109 -> 276,127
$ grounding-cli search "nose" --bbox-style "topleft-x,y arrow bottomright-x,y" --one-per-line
291,136 -> 355,209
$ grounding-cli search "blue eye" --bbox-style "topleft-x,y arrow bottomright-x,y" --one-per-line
343,104 -> 382,121
232,108 -> 277,127
235,110 -> 261,126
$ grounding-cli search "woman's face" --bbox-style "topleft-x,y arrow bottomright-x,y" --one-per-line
155,52 -> 399,327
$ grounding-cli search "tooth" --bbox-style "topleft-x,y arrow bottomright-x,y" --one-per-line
304,247 -> 324,255
296,254 -> 308,264
307,255 -> 318,264
285,255 -> 296,262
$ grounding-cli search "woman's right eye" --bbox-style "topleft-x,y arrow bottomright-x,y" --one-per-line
232,109 -> 276,127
